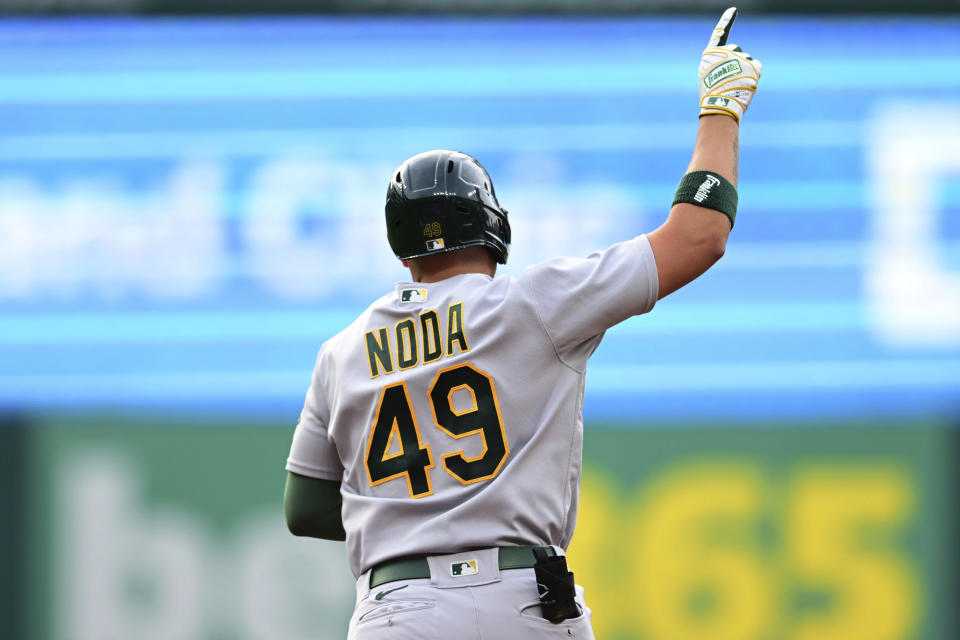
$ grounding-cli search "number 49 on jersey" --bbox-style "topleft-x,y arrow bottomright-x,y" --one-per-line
365,363 -> 509,498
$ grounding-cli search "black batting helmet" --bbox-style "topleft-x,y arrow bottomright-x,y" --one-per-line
385,150 -> 511,264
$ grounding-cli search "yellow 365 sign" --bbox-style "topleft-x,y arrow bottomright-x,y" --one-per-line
569,461 -> 919,640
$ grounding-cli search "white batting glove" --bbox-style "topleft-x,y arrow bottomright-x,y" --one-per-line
699,7 -> 763,122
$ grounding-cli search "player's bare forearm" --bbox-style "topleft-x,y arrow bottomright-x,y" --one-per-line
647,117 -> 738,299
688,114 -> 739,186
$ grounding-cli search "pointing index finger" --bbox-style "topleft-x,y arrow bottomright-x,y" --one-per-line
708,6 -> 739,48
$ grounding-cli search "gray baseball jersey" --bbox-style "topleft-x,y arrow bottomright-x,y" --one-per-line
286,235 -> 658,577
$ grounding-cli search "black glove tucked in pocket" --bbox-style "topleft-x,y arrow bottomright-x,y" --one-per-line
532,548 -> 580,623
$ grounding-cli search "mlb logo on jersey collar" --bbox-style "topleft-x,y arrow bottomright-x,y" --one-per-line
450,560 -> 478,577
400,288 -> 427,303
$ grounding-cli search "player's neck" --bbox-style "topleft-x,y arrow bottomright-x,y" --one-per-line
405,248 -> 497,283
414,264 -> 494,283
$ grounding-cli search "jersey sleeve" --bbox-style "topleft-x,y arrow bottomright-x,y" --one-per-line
520,235 -> 659,367
286,347 -> 344,481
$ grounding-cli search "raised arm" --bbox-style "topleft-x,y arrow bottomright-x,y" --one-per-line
647,7 -> 762,299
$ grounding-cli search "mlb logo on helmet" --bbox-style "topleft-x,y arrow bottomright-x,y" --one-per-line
426,238 -> 445,251
450,560 -> 478,577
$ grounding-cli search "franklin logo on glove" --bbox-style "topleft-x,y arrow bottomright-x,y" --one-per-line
705,60 -> 743,88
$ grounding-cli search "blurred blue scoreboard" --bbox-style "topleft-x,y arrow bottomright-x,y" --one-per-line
0,17 -> 958,421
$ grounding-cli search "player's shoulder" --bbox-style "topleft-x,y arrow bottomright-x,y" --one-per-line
517,235 -> 652,281
321,290 -> 397,353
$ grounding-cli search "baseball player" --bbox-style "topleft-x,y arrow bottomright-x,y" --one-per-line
285,7 -> 761,639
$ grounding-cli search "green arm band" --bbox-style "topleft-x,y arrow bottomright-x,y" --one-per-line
672,170 -> 738,228
284,471 -> 346,541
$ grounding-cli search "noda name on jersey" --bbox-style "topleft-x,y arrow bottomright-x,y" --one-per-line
364,303 -> 469,378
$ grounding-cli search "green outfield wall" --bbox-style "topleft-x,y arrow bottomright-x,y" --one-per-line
570,423 -> 956,640
19,415 -> 958,640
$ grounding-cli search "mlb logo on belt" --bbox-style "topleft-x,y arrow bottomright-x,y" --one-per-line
450,560 -> 478,577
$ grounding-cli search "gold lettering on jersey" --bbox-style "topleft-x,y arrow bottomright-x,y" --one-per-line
364,304 -> 470,377
420,310 -> 443,363
365,327 -> 394,378
447,302 -> 469,355
396,319 -> 418,370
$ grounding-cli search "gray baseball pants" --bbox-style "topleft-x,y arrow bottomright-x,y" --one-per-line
348,547 -> 594,639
